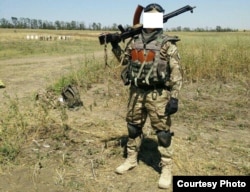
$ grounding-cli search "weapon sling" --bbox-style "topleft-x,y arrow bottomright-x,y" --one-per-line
104,35 -> 110,68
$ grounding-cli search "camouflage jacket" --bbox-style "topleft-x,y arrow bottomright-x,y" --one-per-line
112,31 -> 183,99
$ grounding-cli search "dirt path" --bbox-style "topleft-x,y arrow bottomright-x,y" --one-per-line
0,52 -> 102,100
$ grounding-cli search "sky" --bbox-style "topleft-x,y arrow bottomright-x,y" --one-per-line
0,0 -> 249,30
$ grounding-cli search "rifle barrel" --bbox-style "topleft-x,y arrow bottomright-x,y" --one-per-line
163,5 -> 196,23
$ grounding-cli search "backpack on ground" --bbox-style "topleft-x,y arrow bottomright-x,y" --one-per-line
61,84 -> 83,108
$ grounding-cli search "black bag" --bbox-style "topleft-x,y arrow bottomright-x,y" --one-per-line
61,84 -> 83,108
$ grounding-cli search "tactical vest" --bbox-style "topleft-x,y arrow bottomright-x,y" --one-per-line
128,35 -> 170,87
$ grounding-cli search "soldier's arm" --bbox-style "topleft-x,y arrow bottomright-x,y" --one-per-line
111,42 -> 131,65
161,41 -> 183,98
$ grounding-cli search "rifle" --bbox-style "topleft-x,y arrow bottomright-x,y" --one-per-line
98,5 -> 196,45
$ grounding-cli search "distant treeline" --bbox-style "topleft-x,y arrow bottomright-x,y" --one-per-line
0,17 -> 241,32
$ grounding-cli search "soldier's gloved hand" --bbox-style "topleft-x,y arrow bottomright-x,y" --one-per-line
165,97 -> 178,116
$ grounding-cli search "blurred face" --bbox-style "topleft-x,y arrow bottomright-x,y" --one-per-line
143,10 -> 163,31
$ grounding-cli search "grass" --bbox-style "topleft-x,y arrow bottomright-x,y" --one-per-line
0,28 -> 103,59
173,31 -> 250,82
0,29 -> 249,191
0,28 -> 118,164
1,29 -> 249,82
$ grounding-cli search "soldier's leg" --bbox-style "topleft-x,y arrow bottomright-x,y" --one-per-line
115,123 -> 143,174
127,123 -> 143,152
116,87 -> 146,174
157,129 -> 174,189
145,89 -> 174,189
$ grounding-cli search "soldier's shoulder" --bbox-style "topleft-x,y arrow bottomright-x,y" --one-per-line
162,35 -> 180,44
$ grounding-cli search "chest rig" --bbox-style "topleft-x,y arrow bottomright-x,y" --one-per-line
128,35 -> 169,87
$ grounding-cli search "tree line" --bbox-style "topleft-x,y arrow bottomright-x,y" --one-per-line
0,17 -> 240,32
0,17 -> 120,30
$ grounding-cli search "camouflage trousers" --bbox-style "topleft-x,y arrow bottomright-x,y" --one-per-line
126,85 -> 174,158
126,85 -> 172,131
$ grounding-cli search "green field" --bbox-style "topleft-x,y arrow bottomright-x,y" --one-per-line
0,29 -> 103,59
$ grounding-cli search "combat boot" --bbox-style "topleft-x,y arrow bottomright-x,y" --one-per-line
115,148 -> 138,174
158,157 -> 172,189
115,136 -> 142,174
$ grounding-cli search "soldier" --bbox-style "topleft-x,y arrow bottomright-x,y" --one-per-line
111,3 -> 183,189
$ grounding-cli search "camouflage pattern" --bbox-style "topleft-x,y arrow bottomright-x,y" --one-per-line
161,40 -> 183,98
113,33 -> 183,99
126,85 -> 172,131
113,32 -> 183,131
126,86 -> 174,159
112,30 -> 182,161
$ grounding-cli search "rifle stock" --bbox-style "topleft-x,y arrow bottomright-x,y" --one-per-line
99,5 -> 196,45
133,5 -> 144,25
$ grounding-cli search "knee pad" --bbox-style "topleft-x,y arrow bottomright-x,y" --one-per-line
157,130 -> 174,147
127,123 -> 142,139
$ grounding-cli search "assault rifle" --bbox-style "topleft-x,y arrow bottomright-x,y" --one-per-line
98,5 -> 196,45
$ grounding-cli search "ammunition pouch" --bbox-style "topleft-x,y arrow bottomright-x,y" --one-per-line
127,34 -> 171,86
130,61 -> 154,80
128,59 -> 169,86
131,49 -> 155,63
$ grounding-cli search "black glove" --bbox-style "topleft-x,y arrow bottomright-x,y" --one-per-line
165,97 -> 178,116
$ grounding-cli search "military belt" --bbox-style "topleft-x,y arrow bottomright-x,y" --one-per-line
131,83 -> 170,91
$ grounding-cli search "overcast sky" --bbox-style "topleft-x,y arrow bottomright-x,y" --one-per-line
0,0 -> 249,30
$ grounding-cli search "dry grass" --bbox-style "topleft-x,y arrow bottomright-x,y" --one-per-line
172,31 -> 250,83
0,28 -> 103,59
